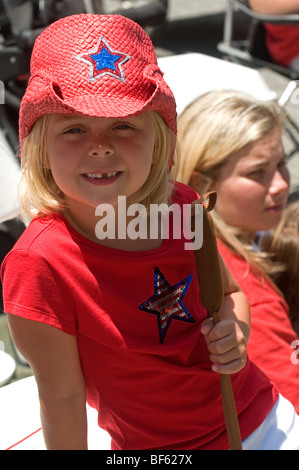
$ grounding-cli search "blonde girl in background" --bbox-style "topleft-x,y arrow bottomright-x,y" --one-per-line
177,88 -> 299,415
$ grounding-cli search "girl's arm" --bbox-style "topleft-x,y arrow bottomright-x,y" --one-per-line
201,254 -> 250,375
7,314 -> 88,450
249,0 -> 299,15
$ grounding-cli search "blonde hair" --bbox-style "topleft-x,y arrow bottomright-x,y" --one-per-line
177,89 -> 284,274
260,201 -> 299,325
19,111 -> 178,220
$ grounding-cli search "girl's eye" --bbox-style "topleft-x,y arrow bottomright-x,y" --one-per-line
278,156 -> 287,169
247,156 -> 287,180
247,169 -> 265,179
115,124 -> 133,130
64,128 -> 82,134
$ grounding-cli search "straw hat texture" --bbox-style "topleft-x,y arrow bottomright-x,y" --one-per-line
19,14 -> 177,145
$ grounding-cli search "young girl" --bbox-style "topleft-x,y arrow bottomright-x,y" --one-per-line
177,88 -> 299,417
1,14 -> 298,450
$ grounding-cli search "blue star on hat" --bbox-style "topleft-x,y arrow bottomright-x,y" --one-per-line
75,35 -> 131,83
139,267 -> 195,344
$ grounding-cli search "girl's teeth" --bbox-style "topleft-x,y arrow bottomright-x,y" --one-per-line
85,171 -> 118,179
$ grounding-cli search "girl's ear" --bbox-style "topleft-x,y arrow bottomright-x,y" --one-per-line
189,170 -> 211,194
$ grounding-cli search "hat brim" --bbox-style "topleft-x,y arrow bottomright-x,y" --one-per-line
19,74 -> 176,144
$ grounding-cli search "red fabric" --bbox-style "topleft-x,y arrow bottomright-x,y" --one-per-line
19,14 -> 177,146
218,240 -> 299,414
1,183 -> 277,450
264,23 -> 299,67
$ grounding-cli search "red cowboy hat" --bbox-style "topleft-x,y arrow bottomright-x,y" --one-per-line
19,14 -> 177,146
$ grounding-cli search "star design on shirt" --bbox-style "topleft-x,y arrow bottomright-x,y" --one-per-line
75,35 -> 131,83
139,267 -> 195,344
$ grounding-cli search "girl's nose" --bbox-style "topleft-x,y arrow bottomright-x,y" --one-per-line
87,135 -> 114,158
269,168 -> 290,196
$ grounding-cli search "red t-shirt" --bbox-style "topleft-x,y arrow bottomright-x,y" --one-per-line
1,183 -> 277,450
265,24 -> 299,67
218,240 -> 299,413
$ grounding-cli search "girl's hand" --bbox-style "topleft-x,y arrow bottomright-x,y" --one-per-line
201,318 -> 247,375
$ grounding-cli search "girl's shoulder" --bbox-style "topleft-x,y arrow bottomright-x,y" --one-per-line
11,215 -> 63,247
217,239 -> 284,305
171,181 -> 200,205
5,214 -> 74,261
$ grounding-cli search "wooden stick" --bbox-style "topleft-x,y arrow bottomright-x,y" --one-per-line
190,193 -> 242,450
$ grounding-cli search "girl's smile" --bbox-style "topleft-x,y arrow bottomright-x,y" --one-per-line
81,170 -> 123,185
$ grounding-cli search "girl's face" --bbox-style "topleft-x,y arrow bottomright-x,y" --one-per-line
211,127 -> 290,233
46,113 -> 156,213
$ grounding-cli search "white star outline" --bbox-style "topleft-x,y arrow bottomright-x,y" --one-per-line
75,35 -> 131,83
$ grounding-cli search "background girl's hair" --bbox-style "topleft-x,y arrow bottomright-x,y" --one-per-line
18,111 -> 178,220
177,89 -> 283,188
177,89 -> 284,276
260,201 -> 299,322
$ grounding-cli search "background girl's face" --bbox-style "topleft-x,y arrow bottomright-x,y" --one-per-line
211,127 -> 290,233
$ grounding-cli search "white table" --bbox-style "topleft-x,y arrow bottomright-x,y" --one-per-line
158,52 -> 276,115
0,376 -> 111,450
